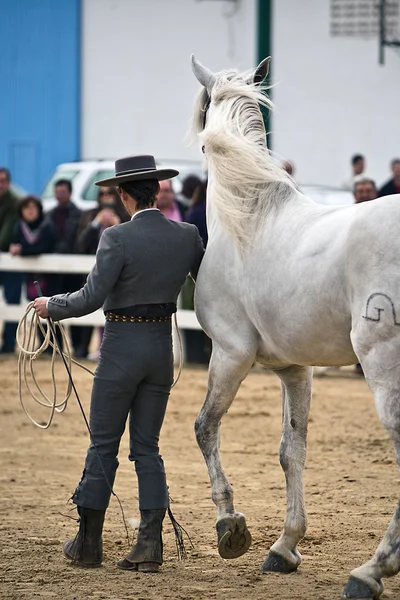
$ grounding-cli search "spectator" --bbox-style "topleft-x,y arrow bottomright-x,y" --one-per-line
75,187 -> 128,360
10,196 -> 56,298
184,180 -> 208,247
342,154 -> 366,191
46,179 -> 85,357
378,158 -> 400,197
76,187 -> 128,255
281,160 -> 295,178
0,167 -> 22,354
10,196 -> 57,353
182,180 -> 211,364
178,174 -> 202,207
352,176 -> 377,376
353,177 -> 378,204
156,179 -> 186,221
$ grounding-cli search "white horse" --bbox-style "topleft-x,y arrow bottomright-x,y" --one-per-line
190,54 -> 400,600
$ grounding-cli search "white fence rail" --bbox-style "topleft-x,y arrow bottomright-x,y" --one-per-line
0,253 -> 202,362
0,253 -> 201,329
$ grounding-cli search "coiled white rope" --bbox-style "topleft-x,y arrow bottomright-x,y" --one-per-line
16,303 -> 183,429
16,302 -> 95,429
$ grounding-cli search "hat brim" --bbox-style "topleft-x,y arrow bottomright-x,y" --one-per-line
95,168 -> 179,187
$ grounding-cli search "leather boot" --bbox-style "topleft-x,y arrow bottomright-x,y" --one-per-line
117,508 -> 165,572
63,506 -> 106,568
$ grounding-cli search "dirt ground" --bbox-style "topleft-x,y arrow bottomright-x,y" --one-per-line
1,357 -> 400,600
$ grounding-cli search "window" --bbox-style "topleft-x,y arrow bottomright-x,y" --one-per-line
82,170 -> 115,201
41,169 -> 80,199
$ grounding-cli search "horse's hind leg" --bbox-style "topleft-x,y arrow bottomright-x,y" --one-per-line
195,342 -> 256,559
342,359 -> 400,600
261,365 -> 312,574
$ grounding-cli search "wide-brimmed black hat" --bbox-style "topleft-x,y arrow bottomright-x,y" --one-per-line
95,155 -> 179,187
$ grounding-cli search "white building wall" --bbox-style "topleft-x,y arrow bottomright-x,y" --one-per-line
271,0 -> 400,188
82,0 -> 257,162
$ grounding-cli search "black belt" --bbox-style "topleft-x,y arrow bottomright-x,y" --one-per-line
105,312 -> 171,323
105,303 -> 177,318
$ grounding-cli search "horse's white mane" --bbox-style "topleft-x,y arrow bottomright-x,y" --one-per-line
192,71 -> 295,248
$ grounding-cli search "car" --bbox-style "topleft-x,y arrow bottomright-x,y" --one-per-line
41,159 -> 205,212
10,182 -> 29,199
41,159 -> 354,212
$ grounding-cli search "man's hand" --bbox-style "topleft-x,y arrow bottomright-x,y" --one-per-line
33,297 -> 50,318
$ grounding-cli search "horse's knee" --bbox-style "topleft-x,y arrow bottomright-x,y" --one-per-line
279,437 -> 290,472
194,412 -> 218,453
279,429 -> 307,474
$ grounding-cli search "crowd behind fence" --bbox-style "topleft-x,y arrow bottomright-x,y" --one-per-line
0,253 -> 202,364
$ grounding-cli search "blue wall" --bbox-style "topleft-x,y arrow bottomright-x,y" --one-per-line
0,0 -> 80,195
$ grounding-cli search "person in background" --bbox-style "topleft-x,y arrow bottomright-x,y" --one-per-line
10,196 -> 57,352
75,187 -> 129,359
156,179 -> 186,221
353,177 -> 378,204
46,179 -> 84,356
352,177 -> 377,375
281,160 -> 295,178
177,174 -> 202,207
10,196 -> 56,296
76,187 -> 129,254
378,158 -> 400,197
184,180 -> 208,247
0,167 -> 22,354
182,180 -> 211,364
342,154 -> 366,191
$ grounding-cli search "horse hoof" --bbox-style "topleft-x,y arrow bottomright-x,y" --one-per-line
342,575 -> 383,599
216,514 -> 252,559
260,550 -> 299,574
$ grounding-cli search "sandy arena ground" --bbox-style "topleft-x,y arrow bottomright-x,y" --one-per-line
1,356 -> 400,600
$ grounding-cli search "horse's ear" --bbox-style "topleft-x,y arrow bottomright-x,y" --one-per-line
250,56 -> 271,85
191,54 -> 216,91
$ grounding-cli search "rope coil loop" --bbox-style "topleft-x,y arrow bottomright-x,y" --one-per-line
16,302 -> 94,429
16,303 -> 183,428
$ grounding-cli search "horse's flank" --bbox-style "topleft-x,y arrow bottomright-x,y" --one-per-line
192,72 -> 296,248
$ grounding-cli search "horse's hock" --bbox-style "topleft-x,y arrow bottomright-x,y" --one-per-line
1,359 -> 399,600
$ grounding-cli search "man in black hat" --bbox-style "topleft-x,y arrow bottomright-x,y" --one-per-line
34,155 -> 205,572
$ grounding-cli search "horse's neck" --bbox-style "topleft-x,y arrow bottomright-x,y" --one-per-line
205,184 -> 317,249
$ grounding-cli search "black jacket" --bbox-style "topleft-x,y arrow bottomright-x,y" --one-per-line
378,179 -> 400,198
47,202 -> 82,253
11,218 -> 57,299
11,219 -> 56,255
0,190 -> 18,251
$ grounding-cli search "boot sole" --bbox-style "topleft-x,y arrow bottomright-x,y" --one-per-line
116,558 -> 159,572
138,562 -> 159,573
116,558 -> 138,571
63,547 -> 102,568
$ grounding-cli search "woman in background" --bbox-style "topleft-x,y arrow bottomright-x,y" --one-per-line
9,196 -> 56,300
10,196 -> 56,351
76,187 -> 129,255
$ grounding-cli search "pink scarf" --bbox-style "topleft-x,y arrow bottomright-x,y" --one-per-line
20,220 -> 44,244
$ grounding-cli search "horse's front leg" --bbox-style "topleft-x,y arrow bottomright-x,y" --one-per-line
262,365 -> 313,574
195,344 -> 255,559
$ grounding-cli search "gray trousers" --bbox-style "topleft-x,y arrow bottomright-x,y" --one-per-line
72,320 -> 173,511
